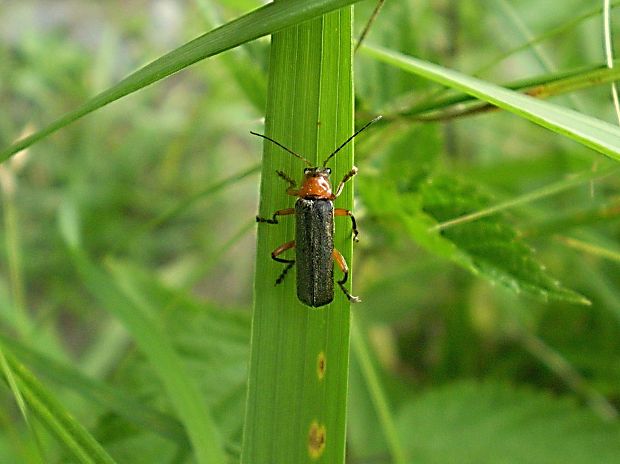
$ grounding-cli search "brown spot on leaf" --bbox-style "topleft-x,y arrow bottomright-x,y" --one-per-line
308,421 -> 326,459
317,351 -> 326,381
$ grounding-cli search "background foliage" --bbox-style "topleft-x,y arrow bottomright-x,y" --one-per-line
1,0 -> 620,463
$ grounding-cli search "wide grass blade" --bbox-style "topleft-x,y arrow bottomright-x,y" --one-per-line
242,6 -> 355,464
0,0 -> 366,163
362,45 -> 620,161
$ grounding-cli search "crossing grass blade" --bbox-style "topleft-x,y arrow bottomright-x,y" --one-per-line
362,45 -> 620,161
242,5 -> 355,464
0,0 -> 366,163
403,62 -> 620,121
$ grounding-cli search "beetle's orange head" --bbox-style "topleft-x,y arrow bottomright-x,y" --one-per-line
297,167 -> 333,199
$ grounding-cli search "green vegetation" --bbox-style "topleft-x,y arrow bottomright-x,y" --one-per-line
1,1 -> 620,463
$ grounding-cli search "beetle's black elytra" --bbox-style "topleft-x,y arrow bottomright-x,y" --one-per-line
295,198 -> 334,307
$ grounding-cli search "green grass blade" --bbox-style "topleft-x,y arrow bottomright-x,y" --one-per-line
508,325 -> 618,420
194,0 -> 268,111
431,164 -> 620,232
242,7 -> 355,464
145,164 -> 260,231
476,0 -> 620,75
0,333 -> 188,446
405,62 -> 620,120
557,235 -> 620,263
68,248 -> 225,464
0,345 -> 46,462
0,0 -> 365,163
363,45 -> 620,161
0,349 -> 117,464
351,317 -> 407,464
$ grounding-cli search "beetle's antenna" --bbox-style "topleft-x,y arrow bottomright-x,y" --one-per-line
251,131 -> 313,166
322,115 -> 382,167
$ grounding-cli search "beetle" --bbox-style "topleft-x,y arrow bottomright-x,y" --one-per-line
253,116 -> 381,307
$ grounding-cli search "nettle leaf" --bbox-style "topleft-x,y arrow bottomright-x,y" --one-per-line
419,176 -> 588,304
397,381 -> 620,464
360,173 -> 587,304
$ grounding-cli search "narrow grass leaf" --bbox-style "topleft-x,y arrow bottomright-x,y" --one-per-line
0,0 -> 366,163
350,317 -> 407,464
0,349 -> 117,464
0,345 -> 46,461
405,62 -> 620,121
476,0 -> 620,74
0,334 -> 188,447
68,248 -> 225,464
432,164 -> 620,232
557,236 -> 620,263
146,164 -> 260,230
362,45 -> 620,161
194,0 -> 268,111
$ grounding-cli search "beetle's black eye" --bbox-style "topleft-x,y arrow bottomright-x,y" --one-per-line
325,168 -> 331,175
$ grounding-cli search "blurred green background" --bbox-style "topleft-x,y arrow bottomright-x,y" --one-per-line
1,0 -> 620,462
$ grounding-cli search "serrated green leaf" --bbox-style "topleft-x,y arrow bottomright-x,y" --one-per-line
359,175 -> 476,272
420,176 -> 588,304
360,174 -> 588,304
398,381 -> 620,464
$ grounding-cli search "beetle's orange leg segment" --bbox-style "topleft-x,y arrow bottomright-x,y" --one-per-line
272,240 -> 296,285
256,208 -> 295,224
335,208 -> 359,242
332,248 -> 361,303
333,166 -> 358,198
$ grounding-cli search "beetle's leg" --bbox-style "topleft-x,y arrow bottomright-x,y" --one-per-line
333,166 -> 358,198
256,208 -> 295,224
272,241 -> 296,285
276,170 -> 296,188
335,208 -> 359,242
276,170 -> 300,196
332,248 -> 361,303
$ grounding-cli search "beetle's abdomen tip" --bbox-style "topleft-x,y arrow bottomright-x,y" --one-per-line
307,300 -> 333,308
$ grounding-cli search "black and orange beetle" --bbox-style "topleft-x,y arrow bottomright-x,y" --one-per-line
253,116 -> 381,307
